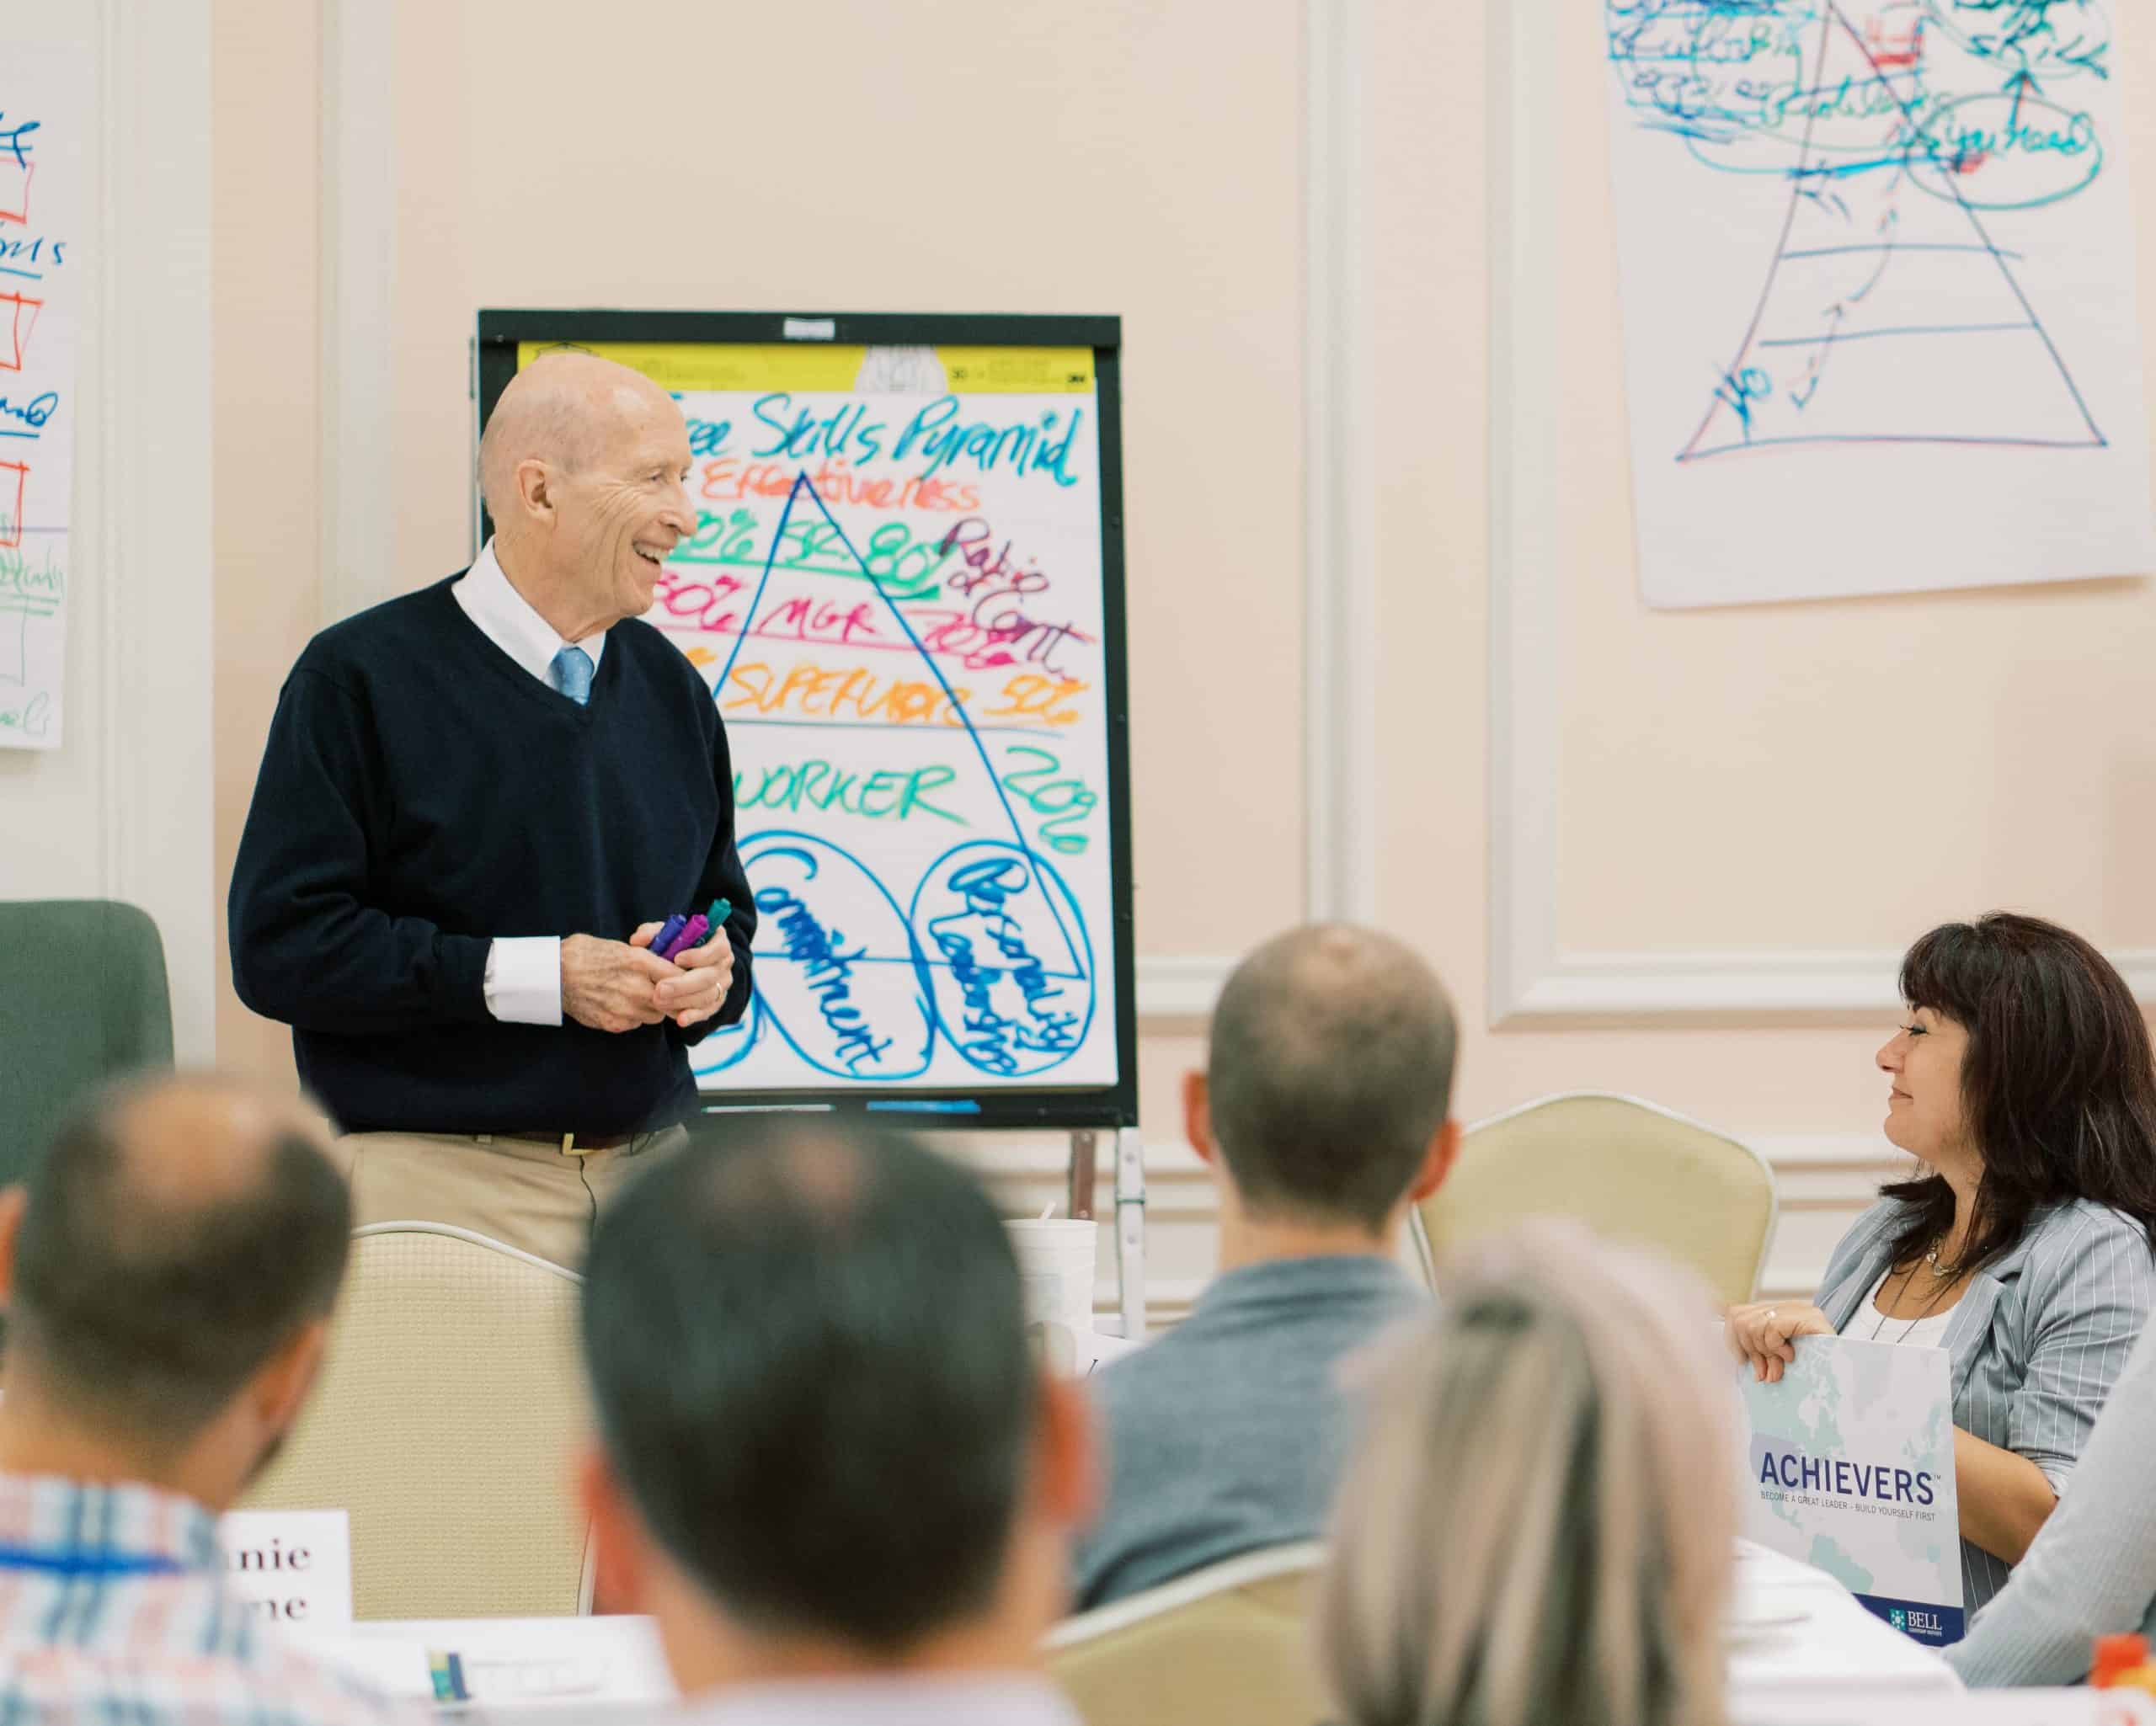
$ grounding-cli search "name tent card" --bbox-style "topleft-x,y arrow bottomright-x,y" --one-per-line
217,1510 -> 352,1632
1737,1333 -> 1963,1646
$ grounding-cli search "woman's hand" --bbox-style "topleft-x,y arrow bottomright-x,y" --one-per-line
1726,1301 -> 1835,1382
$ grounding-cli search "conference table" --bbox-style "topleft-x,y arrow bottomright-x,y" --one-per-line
292,1538 -> 1959,1717
1726,1540 -> 1961,1719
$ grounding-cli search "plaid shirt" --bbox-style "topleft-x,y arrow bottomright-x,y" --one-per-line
0,1472 -> 408,1726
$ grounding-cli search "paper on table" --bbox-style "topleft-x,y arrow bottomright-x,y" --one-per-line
283,1634 -> 434,1702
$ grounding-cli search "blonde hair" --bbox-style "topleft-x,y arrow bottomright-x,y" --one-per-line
1316,1225 -> 1733,1726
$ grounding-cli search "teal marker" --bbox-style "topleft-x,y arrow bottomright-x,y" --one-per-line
700,898 -> 731,944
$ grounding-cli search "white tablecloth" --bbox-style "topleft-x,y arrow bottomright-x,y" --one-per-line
296,1541 -> 1961,1714
1727,1540 -> 1961,1722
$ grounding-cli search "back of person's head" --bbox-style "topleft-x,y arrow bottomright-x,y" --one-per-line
1886,910 -> 2156,1271
1318,1225 -> 1732,1726
0,1071 -> 353,1475
579,1118 -> 1091,1670
1200,924 -> 1458,1231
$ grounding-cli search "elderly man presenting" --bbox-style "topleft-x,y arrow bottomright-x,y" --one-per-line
232,351 -> 754,1266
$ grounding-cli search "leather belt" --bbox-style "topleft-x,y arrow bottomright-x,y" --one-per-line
479,1132 -> 639,1157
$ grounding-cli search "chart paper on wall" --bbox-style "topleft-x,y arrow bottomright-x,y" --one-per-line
0,45 -> 83,748
1604,2 -> 2156,608
481,318 -> 1134,1123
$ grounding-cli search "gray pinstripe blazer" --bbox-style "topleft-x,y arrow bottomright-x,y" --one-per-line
1817,1195 -> 2156,1617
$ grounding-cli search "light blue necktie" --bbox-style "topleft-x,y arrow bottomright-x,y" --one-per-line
548,645 -> 594,706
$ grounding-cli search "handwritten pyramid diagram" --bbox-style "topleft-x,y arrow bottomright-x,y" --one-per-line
1682,3 -> 2104,461
696,470 -> 1096,1086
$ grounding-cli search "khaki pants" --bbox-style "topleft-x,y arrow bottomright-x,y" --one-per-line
330,1127 -> 689,1271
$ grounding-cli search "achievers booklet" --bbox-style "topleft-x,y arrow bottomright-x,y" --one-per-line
1738,1332 -> 1963,1646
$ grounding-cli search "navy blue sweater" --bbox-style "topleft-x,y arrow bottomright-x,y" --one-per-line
229,575 -> 755,1135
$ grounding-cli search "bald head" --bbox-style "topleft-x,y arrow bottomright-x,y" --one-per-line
1207,924 -> 1459,1229
9,1072 -> 352,1447
478,349 -> 678,527
475,349 -> 697,638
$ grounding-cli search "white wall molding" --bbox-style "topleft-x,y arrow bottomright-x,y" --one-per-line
318,0 -> 396,626
1135,956 -> 1233,1021
960,1128 -> 1906,1323
101,2 -> 215,1058
1753,1131 -> 1911,1299
1486,0 -> 1568,1028
1502,948 -> 2156,1020
1485,0 -> 2156,1025
1302,0 -> 1378,924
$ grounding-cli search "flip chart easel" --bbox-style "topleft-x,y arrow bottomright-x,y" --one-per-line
473,310 -> 1145,1330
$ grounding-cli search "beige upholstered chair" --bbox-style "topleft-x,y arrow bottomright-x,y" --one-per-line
1046,1543 -> 1327,1726
1412,1092 -> 1777,1306
241,1222 -> 595,1619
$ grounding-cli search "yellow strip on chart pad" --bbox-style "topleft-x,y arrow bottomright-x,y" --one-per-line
515,341 -> 1095,395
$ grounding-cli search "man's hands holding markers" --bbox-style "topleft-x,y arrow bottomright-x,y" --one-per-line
562,924 -> 734,1034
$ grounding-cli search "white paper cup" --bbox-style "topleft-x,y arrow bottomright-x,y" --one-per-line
1006,1219 -> 1098,1334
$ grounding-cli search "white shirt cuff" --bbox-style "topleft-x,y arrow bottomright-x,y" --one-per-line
484,936 -> 563,1026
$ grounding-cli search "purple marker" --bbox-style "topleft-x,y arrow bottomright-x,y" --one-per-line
647,914 -> 688,958
658,914 -> 708,962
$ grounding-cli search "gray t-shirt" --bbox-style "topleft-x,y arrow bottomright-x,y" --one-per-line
1070,1254 -> 1426,1611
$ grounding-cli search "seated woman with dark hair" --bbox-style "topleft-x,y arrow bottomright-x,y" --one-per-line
1727,912 -> 2156,1617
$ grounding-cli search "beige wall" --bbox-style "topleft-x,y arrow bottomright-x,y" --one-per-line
387,0 -> 1309,968
213,0 -> 322,1081
205,0 -> 2156,1313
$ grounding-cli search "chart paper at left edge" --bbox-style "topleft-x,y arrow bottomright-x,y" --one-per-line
0,43 -> 85,751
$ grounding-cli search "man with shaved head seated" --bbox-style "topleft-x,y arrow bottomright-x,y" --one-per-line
1070,924 -> 1460,1610
231,349 -> 755,1266
0,1071 -> 401,1725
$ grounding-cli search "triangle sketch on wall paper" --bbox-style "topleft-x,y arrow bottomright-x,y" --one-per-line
1680,2 -> 2105,462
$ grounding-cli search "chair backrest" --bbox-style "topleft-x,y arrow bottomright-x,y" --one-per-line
1412,1092 -> 1777,1306
1046,1543 -> 1328,1726
241,1222 -> 595,1618
0,899 -> 172,1181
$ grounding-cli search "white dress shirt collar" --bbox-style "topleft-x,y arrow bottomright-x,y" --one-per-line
455,537 -> 606,684
675,1674 -> 1080,1726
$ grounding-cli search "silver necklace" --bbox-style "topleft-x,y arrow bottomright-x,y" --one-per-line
1867,1262 -> 1958,1345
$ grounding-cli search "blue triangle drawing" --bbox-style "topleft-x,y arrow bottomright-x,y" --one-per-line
1680,3 -> 2105,461
694,470 -> 1097,1086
